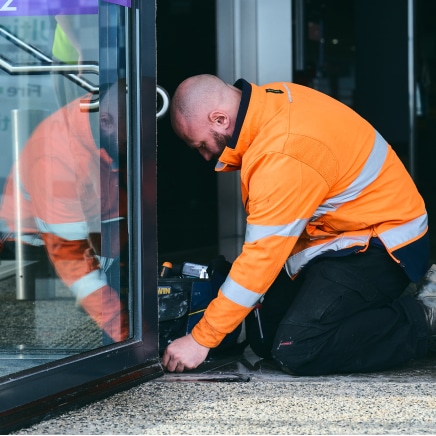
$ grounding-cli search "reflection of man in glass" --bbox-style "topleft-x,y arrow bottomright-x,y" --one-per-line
0,81 -> 129,342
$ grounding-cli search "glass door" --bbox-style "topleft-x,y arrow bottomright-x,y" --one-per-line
0,0 -> 129,375
0,1 -> 160,431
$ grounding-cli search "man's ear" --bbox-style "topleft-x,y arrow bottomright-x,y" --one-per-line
100,112 -> 115,134
209,111 -> 229,130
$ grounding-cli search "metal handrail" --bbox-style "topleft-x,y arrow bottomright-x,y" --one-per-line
0,25 -> 170,118
0,25 -> 99,93
157,85 -> 170,119
81,85 -> 170,114
0,53 -> 99,111
0,56 -> 99,75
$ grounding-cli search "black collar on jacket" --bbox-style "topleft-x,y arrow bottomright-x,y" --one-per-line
227,78 -> 252,150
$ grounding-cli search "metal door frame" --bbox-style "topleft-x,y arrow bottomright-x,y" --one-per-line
0,1 -> 161,432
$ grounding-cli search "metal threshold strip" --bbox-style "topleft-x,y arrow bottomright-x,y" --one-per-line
157,372 -> 251,382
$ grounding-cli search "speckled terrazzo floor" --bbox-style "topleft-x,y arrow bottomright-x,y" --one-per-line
10,347 -> 436,435
12,380 -> 436,435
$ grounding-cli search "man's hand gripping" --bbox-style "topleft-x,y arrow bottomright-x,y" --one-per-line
162,334 -> 210,372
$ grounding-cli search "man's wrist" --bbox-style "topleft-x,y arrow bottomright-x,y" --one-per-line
191,317 -> 226,348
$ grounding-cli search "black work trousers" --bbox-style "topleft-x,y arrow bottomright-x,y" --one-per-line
245,246 -> 430,375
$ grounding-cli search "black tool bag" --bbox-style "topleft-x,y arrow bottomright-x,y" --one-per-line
157,256 -> 243,355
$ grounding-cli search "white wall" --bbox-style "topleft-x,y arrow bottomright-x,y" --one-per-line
215,0 -> 293,261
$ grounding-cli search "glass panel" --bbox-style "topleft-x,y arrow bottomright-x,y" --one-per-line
294,0 -> 355,106
0,1 -> 130,378
415,0 -> 436,259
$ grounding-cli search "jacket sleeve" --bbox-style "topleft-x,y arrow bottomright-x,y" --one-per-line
30,156 -> 128,341
192,152 -> 330,348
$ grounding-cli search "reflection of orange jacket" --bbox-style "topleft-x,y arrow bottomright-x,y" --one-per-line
0,96 -> 128,341
193,80 -> 429,348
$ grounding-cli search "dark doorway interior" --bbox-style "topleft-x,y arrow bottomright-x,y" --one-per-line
156,0 -> 218,263
415,0 -> 436,258
295,0 -> 436,261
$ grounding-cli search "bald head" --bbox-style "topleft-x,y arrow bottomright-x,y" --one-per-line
170,74 -> 241,142
171,74 -> 227,121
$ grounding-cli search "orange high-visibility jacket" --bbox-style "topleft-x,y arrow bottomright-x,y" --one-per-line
0,96 -> 128,340
192,79 -> 429,348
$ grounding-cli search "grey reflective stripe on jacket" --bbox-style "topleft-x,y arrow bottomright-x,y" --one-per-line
221,274 -> 262,308
35,217 -> 89,241
71,269 -> 108,301
312,130 -> 387,219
